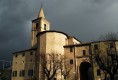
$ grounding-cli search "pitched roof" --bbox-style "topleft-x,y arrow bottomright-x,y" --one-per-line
38,6 -> 45,18
13,48 -> 37,54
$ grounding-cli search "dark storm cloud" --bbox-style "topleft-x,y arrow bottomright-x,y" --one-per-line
0,0 -> 40,60
43,0 -> 118,41
0,0 -> 118,61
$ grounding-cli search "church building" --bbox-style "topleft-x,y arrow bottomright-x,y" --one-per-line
12,6 -> 118,80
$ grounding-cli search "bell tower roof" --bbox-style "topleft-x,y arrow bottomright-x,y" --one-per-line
38,6 -> 45,18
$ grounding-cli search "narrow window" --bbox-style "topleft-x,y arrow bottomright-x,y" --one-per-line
12,71 -> 17,77
30,52 -> 33,55
19,70 -> 25,77
94,44 -> 98,50
70,47 -> 73,52
44,24 -> 46,30
15,54 -> 18,58
28,70 -> 33,76
22,53 -> 25,57
70,59 -> 73,64
82,50 -> 86,56
22,70 -> 25,77
14,71 -> 17,77
97,69 -> 101,76
12,71 -> 14,77
36,23 -> 39,29
109,43 -> 114,48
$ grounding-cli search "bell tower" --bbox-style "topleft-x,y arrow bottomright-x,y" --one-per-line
32,6 -> 50,48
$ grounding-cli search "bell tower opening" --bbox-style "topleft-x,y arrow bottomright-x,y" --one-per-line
31,6 -> 50,48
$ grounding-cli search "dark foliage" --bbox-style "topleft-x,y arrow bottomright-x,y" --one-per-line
0,69 -> 11,80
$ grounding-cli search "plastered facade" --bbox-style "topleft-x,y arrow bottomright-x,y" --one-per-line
11,6 -> 118,80
12,49 -> 36,80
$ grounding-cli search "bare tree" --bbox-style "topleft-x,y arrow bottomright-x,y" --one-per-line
94,32 -> 118,80
99,32 -> 118,41
40,53 -> 63,80
60,59 -> 73,80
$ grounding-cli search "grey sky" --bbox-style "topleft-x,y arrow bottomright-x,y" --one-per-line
0,0 -> 118,60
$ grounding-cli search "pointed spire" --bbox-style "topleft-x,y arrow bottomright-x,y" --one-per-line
38,5 -> 45,18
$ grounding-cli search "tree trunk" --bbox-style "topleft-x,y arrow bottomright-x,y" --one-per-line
48,78 -> 51,80
104,72 -> 107,80
47,77 -> 51,80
